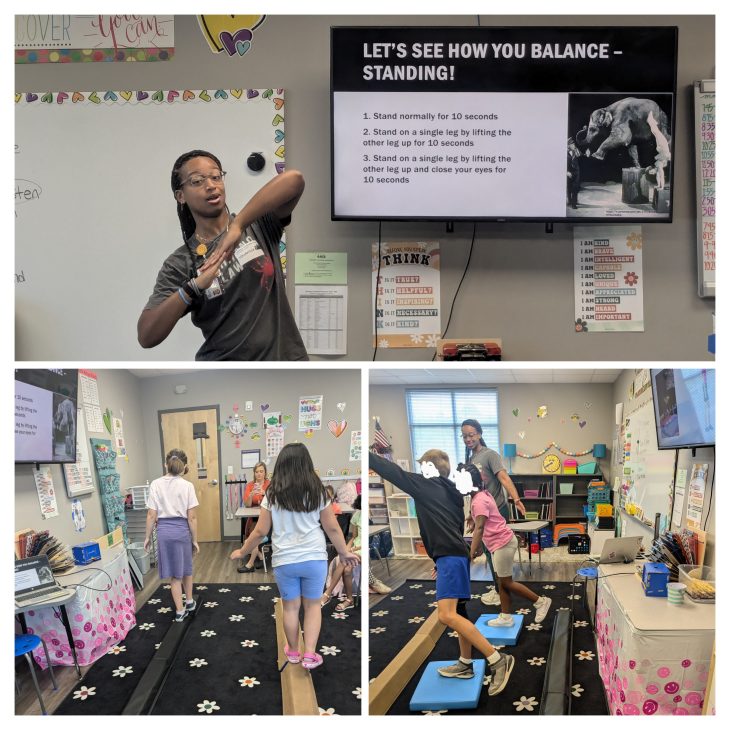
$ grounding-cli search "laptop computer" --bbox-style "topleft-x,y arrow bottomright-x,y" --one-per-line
589,536 -> 644,564
15,555 -> 72,608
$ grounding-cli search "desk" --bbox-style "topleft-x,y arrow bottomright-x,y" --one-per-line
507,520 -> 549,575
16,588 -> 80,679
19,545 -> 136,672
369,524 -> 391,575
595,562 -> 714,715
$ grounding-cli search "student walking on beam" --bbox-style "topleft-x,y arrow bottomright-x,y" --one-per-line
369,450 -> 514,694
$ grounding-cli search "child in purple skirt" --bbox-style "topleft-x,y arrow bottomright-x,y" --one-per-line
230,443 -> 359,670
144,449 -> 200,621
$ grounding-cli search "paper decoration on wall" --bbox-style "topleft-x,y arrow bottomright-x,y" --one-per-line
349,430 -> 362,461
263,412 -> 281,428
518,431 -> 526,440
102,408 -> 113,435
328,420 -> 347,438
537,405 -> 548,419
337,402 -> 346,412
326,469 -> 336,477
63,407 -> 95,497
197,15 -> 266,56
298,395 -> 323,431
515,442 -> 594,459
260,403 -> 270,412
512,408 -> 519,417
283,415 -> 292,424
570,413 -> 580,422
71,499 -> 86,532
250,432 -> 261,441
266,426 -> 284,460
15,15 -> 175,64
33,467 -> 59,519
527,417 -> 532,423
340,468 -> 351,476
305,429 -> 314,439
579,420 -> 587,429
584,402 -> 592,409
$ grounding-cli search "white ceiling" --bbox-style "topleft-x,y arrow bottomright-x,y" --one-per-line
369,368 -> 622,386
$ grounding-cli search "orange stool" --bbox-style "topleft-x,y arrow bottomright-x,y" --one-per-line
553,523 -> 586,546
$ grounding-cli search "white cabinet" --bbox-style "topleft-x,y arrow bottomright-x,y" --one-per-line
386,492 -> 426,557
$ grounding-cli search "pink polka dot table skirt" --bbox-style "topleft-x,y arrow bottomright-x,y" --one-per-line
25,548 -> 137,669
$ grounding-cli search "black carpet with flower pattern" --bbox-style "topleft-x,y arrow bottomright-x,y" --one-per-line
54,582 -> 360,715
369,579 -> 608,715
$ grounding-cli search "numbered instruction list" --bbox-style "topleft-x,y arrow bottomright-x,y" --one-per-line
334,92 -> 566,218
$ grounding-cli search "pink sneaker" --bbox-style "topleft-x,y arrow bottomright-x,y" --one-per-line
302,652 -> 323,670
284,645 -> 301,663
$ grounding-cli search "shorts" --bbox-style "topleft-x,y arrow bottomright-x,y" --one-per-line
273,560 -> 328,601
491,535 -> 518,577
435,555 -> 471,601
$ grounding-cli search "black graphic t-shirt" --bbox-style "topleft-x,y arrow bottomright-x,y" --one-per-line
145,213 -> 308,361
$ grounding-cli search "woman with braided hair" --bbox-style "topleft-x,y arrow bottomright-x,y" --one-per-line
138,150 -> 307,361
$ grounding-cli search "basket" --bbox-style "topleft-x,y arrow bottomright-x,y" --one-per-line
678,564 -> 715,603
559,483 -> 574,495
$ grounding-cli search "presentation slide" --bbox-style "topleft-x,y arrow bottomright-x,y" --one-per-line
15,381 -> 54,463
332,26 -> 677,221
653,369 -> 715,449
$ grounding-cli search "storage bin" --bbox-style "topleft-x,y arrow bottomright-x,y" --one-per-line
678,565 -> 715,602
563,459 -> 578,475
578,461 -> 598,474
559,483 -> 574,495
128,542 -> 151,574
523,489 -> 539,499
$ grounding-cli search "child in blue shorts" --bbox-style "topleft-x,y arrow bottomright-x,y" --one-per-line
369,449 -> 514,696
231,443 -> 359,669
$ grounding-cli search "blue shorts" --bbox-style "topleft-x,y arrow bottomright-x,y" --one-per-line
273,560 -> 328,601
435,556 -> 471,601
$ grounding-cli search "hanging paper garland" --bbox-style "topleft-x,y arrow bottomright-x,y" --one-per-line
515,441 -> 595,459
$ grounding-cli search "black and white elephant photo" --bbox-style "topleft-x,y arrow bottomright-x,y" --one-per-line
566,93 -> 674,218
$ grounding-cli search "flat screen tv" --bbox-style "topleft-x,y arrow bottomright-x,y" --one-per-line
15,369 -> 79,464
650,369 -> 715,450
331,26 -> 678,222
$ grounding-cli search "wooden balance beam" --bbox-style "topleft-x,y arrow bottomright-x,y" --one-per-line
274,600 -> 319,715
369,607 -> 445,715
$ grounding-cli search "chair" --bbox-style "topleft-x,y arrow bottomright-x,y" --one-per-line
15,634 -> 57,715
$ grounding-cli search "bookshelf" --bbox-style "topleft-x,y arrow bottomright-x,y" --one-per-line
368,476 -> 388,526
507,472 -> 604,535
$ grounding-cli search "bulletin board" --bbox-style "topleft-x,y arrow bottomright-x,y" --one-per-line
15,88 -> 285,360
622,397 -> 677,530
694,80 -> 715,298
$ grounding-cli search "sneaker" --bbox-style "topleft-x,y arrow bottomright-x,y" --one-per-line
174,611 -> 186,623
534,596 -> 552,624
237,564 -> 255,573
185,599 -> 196,613
488,653 -> 515,696
370,578 -> 392,594
481,588 -> 501,606
437,660 -> 474,679
487,613 -> 514,628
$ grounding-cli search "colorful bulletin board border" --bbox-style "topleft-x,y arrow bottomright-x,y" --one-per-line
15,15 -> 175,64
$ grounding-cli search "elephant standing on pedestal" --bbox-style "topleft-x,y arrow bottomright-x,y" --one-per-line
575,97 -> 671,168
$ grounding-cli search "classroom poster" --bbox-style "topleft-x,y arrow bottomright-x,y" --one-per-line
372,241 -> 441,348
80,369 -> 104,432
295,285 -> 348,356
574,226 -> 644,332
349,430 -> 362,462
33,467 -> 59,519
298,396 -> 323,431
112,417 -> 127,458
62,407 -> 95,497
686,463 -> 708,530
265,426 -> 284,461
15,15 -> 174,63
262,411 -> 281,429
672,467 -> 688,528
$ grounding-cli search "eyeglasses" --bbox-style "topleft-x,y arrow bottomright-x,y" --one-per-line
181,171 -> 227,188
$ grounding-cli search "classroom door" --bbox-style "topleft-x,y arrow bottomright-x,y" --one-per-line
160,408 -> 221,542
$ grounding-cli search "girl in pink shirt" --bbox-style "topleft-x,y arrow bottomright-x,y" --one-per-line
461,464 -> 552,628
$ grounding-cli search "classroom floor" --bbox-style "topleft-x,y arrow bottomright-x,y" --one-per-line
14,541 -> 277,716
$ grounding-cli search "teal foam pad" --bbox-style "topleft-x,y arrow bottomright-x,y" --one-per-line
474,613 -> 524,646
409,660 -> 486,711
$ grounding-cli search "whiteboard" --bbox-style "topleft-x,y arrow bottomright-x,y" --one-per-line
694,80 -> 715,298
15,88 -> 285,360
622,397 -> 676,529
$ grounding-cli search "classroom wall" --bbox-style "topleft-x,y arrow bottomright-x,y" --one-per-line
15,370 -> 151,548
369,382 -> 614,473
137,369 -> 362,537
612,369 -> 715,566
14,14 -> 715,361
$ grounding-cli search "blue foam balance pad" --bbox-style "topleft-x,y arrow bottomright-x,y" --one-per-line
410,659 -> 486,711
474,613 -> 524,646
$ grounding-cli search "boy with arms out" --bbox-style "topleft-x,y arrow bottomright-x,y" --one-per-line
369,450 -> 514,693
